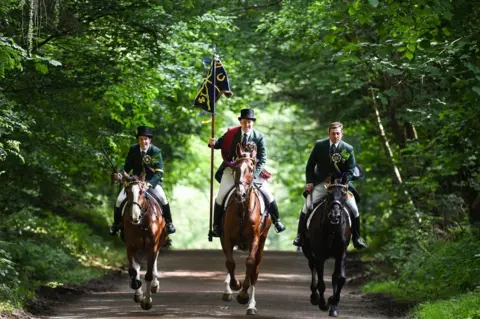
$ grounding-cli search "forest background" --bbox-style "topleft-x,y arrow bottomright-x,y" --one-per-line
1,0 -> 479,318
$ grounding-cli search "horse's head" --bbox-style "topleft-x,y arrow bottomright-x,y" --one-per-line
326,173 -> 349,225
233,142 -> 257,203
122,172 -> 148,224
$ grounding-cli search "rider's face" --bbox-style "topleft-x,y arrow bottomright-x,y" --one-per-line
329,127 -> 343,144
137,136 -> 152,151
240,119 -> 254,133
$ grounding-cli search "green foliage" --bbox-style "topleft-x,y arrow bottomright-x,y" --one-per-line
364,233 -> 480,302
410,292 -> 480,319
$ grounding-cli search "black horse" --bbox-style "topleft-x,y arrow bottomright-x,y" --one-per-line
301,173 -> 351,317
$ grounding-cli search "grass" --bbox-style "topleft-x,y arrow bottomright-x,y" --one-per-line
410,291 -> 480,319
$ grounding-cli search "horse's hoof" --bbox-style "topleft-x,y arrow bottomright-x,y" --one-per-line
329,308 -> 339,317
230,281 -> 242,291
222,293 -> 233,301
246,308 -> 257,316
310,293 -> 320,305
319,299 -> 328,311
130,279 -> 142,290
141,298 -> 153,310
151,285 -> 159,293
133,293 -> 143,303
236,293 -> 249,305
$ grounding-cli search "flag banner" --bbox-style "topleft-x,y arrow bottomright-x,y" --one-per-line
194,58 -> 232,113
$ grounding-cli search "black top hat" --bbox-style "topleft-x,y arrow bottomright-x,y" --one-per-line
238,109 -> 256,121
136,126 -> 154,138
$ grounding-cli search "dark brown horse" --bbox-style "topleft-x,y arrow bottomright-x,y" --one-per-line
122,172 -> 168,310
301,173 -> 351,317
220,142 -> 271,316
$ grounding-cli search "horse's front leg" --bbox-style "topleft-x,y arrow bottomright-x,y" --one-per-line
127,248 -> 143,303
328,252 -> 347,317
238,234 -> 259,306
141,246 -> 160,311
308,257 -> 320,305
245,232 -> 267,315
222,238 -> 241,301
315,257 -> 328,311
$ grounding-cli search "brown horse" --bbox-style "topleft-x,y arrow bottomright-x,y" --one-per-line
220,142 -> 271,316
122,172 -> 168,310
301,173 -> 351,317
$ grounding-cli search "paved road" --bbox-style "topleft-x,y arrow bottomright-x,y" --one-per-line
44,250 -> 403,319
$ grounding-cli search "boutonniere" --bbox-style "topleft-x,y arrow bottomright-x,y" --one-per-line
142,153 -> 161,166
340,149 -> 350,163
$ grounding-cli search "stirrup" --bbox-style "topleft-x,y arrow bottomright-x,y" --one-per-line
108,225 -> 120,236
293,234 -> 303,247
166,223 -> 176,234
353,238 -> 367,249
211,225 -> 221,237
274,221 -> 286,233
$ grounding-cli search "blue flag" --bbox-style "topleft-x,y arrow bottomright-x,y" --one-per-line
194,58 -> 232,113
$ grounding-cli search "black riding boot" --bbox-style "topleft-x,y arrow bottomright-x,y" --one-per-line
269,200 -> 286,233
212,202 -> 223,237
293,213 -> 306,247
352,216 -> 367,249
161,204 -> 176,234
108,207 -> 122,236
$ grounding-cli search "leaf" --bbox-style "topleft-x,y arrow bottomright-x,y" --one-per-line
405,51 -> 414,60
368,0 -> 379,7
35,62 -> 48,74
473,87 -> 480,96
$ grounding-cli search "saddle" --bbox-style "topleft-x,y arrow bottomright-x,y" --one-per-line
305,198 -> 352,231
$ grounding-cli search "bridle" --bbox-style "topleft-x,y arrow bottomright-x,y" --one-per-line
124,180 -> 147,211
233,156 -> 256,188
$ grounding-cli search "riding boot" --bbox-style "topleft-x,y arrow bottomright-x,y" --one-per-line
293,212 -> 306,247
212,202 -> 223,237
108,207 -> 122,236
269,200 -> 286,233
352,216 -> 367,249
161,204 -> 176,234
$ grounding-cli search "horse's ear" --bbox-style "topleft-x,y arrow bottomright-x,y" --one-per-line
236,143 -> 244,157
123,171 -> 130,180
250,146 -> 257,160
140,171 -> 146,181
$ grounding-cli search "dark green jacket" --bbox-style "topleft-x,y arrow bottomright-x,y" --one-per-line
122,144 -> 164,188
306,139 -> 356,188
213,128 -> 266,183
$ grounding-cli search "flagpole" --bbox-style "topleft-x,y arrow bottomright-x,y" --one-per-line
208,43 -> 217,242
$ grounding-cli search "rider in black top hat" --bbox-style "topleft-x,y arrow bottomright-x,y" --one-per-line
109,125 -> 176,236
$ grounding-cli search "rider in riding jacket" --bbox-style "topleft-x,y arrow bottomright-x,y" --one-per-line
293,121 -> 367,249
109,125 -> 176,236
208,109 -> 286,237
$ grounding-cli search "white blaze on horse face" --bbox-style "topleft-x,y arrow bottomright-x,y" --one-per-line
131,184 -> 142,222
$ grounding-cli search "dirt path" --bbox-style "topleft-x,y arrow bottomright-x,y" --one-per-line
38,250 -> 405,319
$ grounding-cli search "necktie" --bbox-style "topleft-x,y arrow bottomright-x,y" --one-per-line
141,151 -> 146,157
330,144 -> 336,157
242,133 -> 248,149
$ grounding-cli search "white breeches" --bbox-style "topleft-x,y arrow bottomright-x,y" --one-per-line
301,182 -> 359,217
215,167 -> 274,205
116,185 -> 168,208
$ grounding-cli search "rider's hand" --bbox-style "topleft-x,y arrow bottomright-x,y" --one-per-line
305,183 -> 313,194
208,138 -> 216,147
111,172 -> 122,183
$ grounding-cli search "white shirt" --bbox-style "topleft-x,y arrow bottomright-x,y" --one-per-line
241,130 -> 251,142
